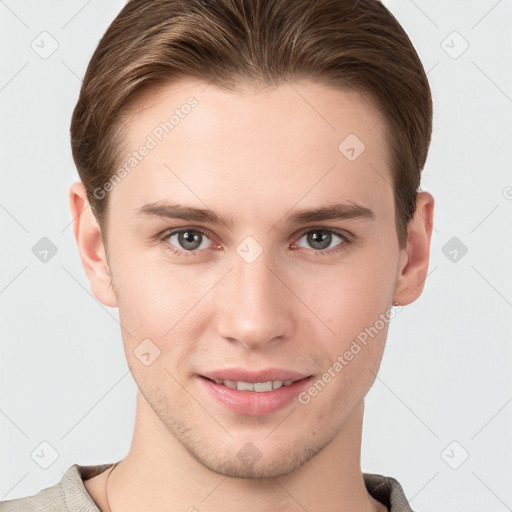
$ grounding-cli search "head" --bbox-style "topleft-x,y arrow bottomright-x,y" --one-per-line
69,0 -> 434,479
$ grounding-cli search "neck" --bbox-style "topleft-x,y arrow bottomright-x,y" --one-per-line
106,391 -> 383,512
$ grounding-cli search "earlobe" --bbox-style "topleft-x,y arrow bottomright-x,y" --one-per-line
68,181 -> 118,308
393,191 -> 435,306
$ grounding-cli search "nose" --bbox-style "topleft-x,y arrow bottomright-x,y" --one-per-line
213,246 -> 295,350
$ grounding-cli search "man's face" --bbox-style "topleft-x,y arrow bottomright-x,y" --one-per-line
103,79 -> 403,478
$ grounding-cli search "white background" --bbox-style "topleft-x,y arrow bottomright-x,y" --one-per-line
0,1 -> 511,511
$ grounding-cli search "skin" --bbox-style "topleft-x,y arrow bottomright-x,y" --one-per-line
70,78 -> 434,512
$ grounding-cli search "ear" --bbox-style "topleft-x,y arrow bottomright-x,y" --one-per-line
68,181 -> 118,308
393,191 -> 435,306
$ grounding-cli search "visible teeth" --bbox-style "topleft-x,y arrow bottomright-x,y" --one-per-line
236,381 -> 254,391
212,379 -> 296,392
253,381 -> 273,392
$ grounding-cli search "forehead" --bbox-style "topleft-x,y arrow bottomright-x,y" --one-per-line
110,79 -> 393,224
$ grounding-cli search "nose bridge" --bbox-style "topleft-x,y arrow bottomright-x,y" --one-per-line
214,242 -> 293,348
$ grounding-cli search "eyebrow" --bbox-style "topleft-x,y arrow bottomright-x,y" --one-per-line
136,201 -> 375,229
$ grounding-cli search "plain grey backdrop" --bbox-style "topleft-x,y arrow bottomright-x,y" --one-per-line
1,1 -> 511,511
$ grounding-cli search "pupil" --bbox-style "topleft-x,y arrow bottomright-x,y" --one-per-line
180,231 -> 200,250
309,231 -> 330,249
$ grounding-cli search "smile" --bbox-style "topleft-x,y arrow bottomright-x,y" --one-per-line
204,378 -> 297,392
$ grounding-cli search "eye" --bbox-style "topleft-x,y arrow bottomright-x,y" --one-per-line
157,227 -> 352,258
159,228 -> 216,256
293,228 -> 350,255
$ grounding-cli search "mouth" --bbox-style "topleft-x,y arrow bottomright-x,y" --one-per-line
197,369 -> 313,416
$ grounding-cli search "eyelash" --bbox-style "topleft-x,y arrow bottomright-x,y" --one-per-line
156,227 -> 353,258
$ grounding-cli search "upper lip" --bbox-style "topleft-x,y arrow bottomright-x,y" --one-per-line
201,367 -> 311,383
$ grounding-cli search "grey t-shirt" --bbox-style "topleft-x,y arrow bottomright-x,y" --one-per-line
0,463 -> 415,511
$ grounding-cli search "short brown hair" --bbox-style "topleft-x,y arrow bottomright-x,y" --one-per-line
70,0 -> 432,249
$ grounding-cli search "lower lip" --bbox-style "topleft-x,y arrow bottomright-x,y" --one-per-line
198,376 -> 312,416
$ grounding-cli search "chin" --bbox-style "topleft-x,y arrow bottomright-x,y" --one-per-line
178,429 -> 327,480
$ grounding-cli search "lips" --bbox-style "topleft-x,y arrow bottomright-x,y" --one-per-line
198,368 -> 313,416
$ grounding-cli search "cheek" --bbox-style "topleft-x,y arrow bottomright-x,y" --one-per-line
310,249 -> 396,328
302,250 -> 397,388
115,252 -> 205,322
111,256 -> 206,376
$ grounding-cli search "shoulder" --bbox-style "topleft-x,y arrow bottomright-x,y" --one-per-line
0,463 -> 114,512
363,472 -> 415,512
0,476 -> 68,512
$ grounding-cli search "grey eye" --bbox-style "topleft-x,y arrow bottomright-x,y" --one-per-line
297,230 -> 344,251
168,230 -> 211,251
